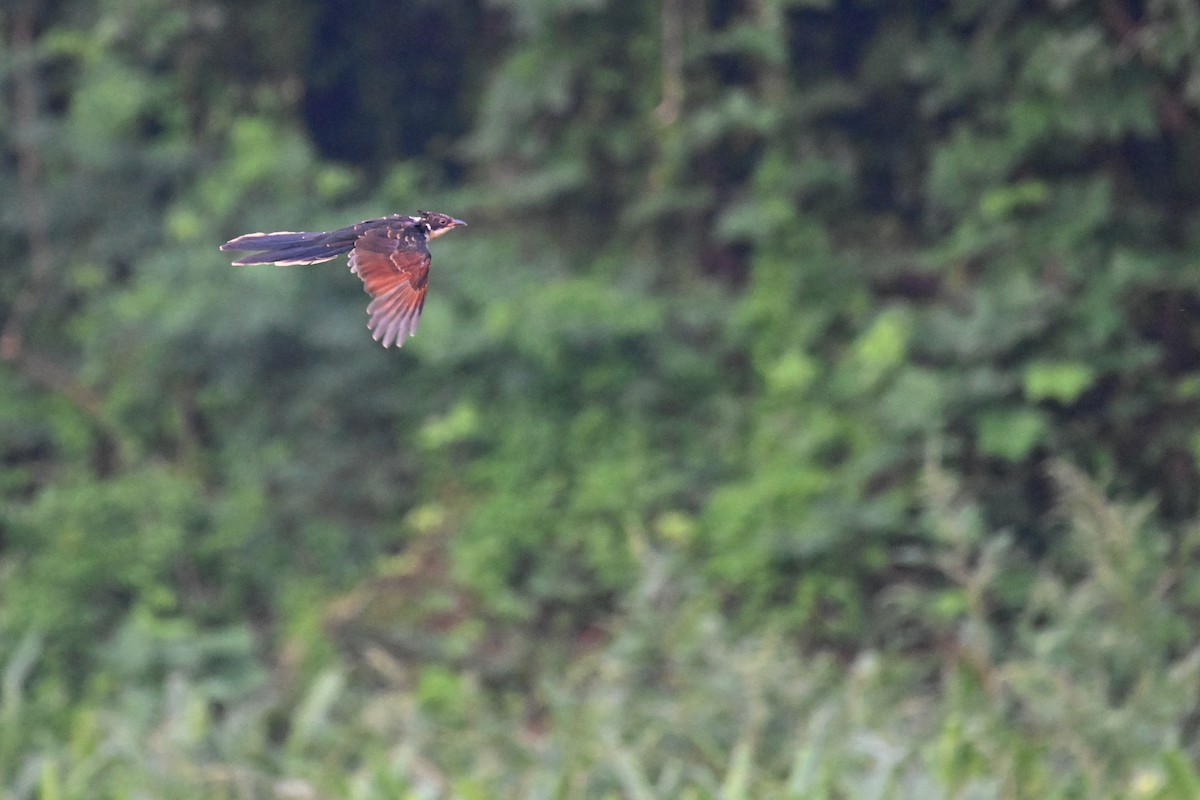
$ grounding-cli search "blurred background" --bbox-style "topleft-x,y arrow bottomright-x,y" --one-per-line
3,0 -> 1200,797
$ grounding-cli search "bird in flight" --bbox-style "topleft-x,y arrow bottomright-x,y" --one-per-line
220,211 -> 467,348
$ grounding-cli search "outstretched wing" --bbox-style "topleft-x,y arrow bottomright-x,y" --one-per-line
348,224 -> 431,348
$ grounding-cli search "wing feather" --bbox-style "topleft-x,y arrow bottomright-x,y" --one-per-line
348,225 -> 431,348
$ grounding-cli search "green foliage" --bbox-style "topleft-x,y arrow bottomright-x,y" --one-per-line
7,469 -> 1200,798
5,0 -> 1200,796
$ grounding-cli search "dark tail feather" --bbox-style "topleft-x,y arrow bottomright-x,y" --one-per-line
220,229 -> 354,266
227,244 -> 346,266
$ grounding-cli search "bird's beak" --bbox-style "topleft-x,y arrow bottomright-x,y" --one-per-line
428,217 -> 468,239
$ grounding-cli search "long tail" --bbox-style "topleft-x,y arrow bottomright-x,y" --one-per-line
220,228 -> 356,266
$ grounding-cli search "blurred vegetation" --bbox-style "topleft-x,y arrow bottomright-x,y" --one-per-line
4,0 -> 1200,797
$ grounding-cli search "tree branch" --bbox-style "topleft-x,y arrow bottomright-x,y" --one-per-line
2,4 -> 54,362
654,0 -> 686,127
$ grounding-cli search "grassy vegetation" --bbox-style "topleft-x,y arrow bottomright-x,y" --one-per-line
4,462 -> 1199,798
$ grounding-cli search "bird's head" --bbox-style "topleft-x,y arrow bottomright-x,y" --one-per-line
417,211 -> 468,239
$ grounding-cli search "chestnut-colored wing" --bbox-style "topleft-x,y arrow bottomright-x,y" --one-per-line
348,224 -> 431,348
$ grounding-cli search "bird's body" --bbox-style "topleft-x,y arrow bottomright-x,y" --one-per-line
220,211 -> 466,348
